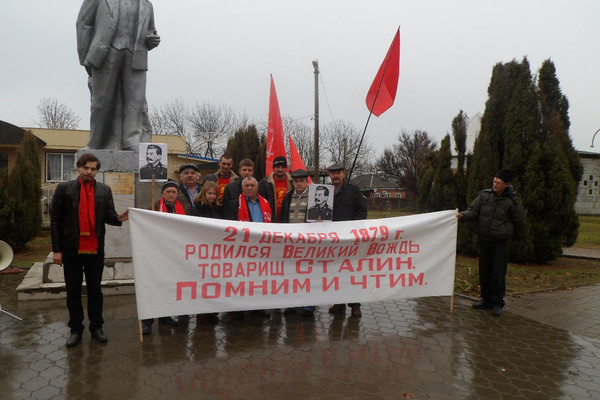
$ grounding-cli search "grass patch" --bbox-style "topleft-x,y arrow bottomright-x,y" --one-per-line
455,254 -> 600,296
10,229 -> 51,268
573,215 -> 600,250
368,208 -> 419,219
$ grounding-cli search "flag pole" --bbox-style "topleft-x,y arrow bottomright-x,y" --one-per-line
347,71 -> 387,182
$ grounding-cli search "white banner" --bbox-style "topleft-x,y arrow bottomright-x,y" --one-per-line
129,208 -> 457,319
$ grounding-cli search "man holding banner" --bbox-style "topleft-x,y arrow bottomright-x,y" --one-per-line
141,180 -> 184,334
51,153 -> 129,348
327,163 -> 368,318
225,176 -> 272,319
458,169 -> 526,317
280,169 -> 316,316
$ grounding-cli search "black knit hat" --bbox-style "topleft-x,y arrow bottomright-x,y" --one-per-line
161,179 -> 179,192
495,169 -> 513,183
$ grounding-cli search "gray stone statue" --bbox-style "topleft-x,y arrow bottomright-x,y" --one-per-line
76,0 -> 160,150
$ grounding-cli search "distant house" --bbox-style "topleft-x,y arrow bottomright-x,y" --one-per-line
349,173 -> 411,208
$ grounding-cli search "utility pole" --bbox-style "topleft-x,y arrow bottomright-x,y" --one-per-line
312,60 -> 320,183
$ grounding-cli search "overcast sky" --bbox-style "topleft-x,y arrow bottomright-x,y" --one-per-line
1,1 -> 599,157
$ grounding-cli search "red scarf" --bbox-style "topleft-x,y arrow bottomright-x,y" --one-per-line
237,194 -> 272,222
78,178 -> 98,254
159,198 -> 186,215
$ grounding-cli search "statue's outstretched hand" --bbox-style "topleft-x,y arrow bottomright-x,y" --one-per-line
146,33 -> 161,50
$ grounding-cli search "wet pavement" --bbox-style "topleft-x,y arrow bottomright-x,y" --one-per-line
2,261 -> 600,400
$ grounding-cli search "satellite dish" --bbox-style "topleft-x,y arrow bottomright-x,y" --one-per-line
0,240 -> 13,270
0,240 -> 22,321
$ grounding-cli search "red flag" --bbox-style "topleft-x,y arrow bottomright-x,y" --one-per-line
288,134 -> 313,184
266,75 -> 287,176
365,28 -> 400,117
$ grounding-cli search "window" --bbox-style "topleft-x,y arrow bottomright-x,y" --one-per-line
46,153 -> 75,182
0,153 -> 7,169
590,175 -> 594,180
374,193 -> 380,198
590,189 -> 594,195
395,193 -> 401,198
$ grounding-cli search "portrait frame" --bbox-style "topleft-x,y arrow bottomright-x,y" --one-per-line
306,184 -> 334,222
139,143 -> 168,182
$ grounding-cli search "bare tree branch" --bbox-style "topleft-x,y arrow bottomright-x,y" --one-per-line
33,97 -> 80,130
188,102 -> 249,158
321,120 -> 373,174
376,129 -> 437,196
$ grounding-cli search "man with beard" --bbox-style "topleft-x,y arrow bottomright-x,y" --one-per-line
51,153 -> 129,347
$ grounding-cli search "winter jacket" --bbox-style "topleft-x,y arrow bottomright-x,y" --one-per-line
332,182 -> 367,221
460,185 -> 527,240
258,172 -> 292,222
50,179 -> 121,253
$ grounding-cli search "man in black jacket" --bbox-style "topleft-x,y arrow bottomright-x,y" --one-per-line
51,153 -> 129,347
326,163 -> 367,317
258,156 -> 292,222
458,169 -> 527,317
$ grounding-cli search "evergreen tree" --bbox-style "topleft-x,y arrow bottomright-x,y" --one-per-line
418,135 -> 455,211
522,138 -> 576,261
225,125 -> 265,179
451,110 -> 468,210
417,152 -> 435,210
537,59 -> 582,247
451,110 -> 473,253
2,132 -> 42,250
0,168 -> 11,242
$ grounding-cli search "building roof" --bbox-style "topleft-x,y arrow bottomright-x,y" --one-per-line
0,121 -> 46,147
577,150 -> 600,159
25,127 -> 187,153
350,173 -> 401,190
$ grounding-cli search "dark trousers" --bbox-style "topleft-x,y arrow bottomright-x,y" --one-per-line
478,238 -> 507,307
63,252 -> 105,333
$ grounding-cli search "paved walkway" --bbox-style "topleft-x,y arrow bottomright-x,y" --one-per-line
1,250 -> 600,399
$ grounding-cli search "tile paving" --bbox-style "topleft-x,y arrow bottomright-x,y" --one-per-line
2,252 -> 600,399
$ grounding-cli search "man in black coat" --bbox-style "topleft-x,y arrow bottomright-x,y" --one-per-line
51,153 -> 129,348
458,169 -> 527,317
326,163 -> 367,317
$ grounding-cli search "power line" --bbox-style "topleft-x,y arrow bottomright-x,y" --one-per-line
318,67 -> 337,122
